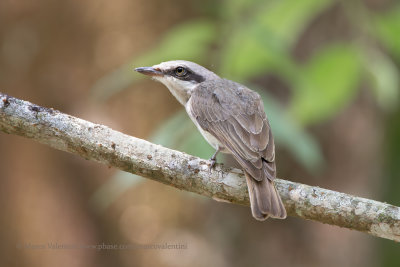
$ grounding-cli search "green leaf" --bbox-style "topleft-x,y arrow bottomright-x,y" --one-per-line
291,44 -> 362,125
134,19 -> 217,65
219,0 -> 263,20
219,0 -> 332,83
150,110 -> 188,147
256,0 -> 333,47
255,88 -> 323,172
363,49 -> 399,111
373,6 -> 400,62
89,171 -> 144,212
151,110 -> 214,159
91,20 -> 217,101
219,27 -> 287,82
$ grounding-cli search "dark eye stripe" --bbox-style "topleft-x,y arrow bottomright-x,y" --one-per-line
164,67 -> 205,83
186,72 -> 205,83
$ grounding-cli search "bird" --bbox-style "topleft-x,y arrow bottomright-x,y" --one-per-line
135,60 -> 286,220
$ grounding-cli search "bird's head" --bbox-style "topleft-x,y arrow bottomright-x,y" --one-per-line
135,60 -> 218,105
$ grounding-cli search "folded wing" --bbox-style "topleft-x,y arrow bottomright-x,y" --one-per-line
189,80 -> 276,182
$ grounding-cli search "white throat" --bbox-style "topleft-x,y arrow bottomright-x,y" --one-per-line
154,76 -> 197,105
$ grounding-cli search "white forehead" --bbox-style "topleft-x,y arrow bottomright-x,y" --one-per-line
153,60 -> 212,74
152,60 -> 219,81
152,60 -> 198,70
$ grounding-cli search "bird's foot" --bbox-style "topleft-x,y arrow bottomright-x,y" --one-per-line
208,158 -> 217,171
208,146 -> 220,172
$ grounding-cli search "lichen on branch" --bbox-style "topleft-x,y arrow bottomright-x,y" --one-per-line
1,92 -> 399,242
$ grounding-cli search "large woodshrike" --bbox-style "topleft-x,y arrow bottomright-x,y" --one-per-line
135,60 -> 286,220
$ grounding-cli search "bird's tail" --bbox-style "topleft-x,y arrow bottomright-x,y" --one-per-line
245,172 -> 286,220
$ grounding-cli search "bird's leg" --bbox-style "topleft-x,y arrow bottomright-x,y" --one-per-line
209,145 -> 220,170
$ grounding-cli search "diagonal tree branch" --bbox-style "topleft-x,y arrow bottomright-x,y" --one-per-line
0,92 -> 399,242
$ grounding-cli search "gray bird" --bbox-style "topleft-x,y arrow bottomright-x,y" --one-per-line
135,60 -> 286,220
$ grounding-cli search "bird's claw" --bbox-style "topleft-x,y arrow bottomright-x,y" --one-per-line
209,158 -> 216,171
208,146 -> 220,172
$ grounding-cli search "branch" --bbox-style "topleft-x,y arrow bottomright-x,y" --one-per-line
1,92 -> 399,242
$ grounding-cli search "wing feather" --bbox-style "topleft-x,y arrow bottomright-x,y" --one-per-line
189,81 -> 276,182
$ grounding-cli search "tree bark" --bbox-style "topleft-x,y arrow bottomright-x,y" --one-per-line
1,92 -> 399,242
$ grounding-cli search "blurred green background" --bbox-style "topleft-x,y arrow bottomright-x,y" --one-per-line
0,0 -> 399,266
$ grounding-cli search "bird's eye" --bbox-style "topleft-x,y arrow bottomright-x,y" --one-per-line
174,66 -> 187,77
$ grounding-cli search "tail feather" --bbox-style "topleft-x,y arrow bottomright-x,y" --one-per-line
255,176 -> 272,215
246,173 -> 269,220
245,172 -> 286,220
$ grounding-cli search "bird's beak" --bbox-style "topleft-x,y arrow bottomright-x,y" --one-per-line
134,67 -> 163,77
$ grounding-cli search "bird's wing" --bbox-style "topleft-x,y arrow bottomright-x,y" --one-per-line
188,80 -> 276,181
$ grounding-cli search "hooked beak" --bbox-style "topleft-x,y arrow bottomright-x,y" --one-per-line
134,67 -> 163,77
